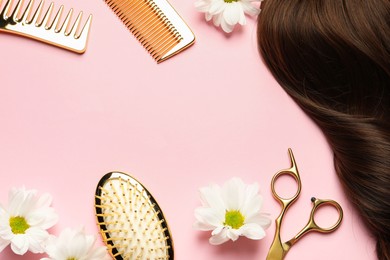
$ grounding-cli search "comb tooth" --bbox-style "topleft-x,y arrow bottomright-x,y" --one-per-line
59,8 -> 72,34
145,34 -> 170,56
49,4 -> 63,30
1,0 -> 12,20
107,0 -> 122,11
135,7 -> 164,38
154,37 -> 180,62
140,26 -> 169,52
20,0 -> 34,22
10,0 -> 23,22
135,9 -> 166,38
150,29 -> 180,58
137,1 -> 156,21
75,14 -> 92,41
120,0 -> 142,22
122,0 -> 146,21
137,3 -> 158,25
40,1 -> 54,28
121,0 -> 139,14
148,31 -> 173,55
135,15 -> 160,40
142,29 -> 166,52
30,0 -> 44,25
69,11 -> 82,37
127,4 -> 154,32
143,21 -> 175,50
130,8 -> 155,34
136,17 -> 166,45
135,6 -> 175,45
112,0 -> 131,14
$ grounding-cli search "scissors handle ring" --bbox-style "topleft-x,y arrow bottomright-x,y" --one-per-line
271,169 -> 302,204
310,198 -> 344,233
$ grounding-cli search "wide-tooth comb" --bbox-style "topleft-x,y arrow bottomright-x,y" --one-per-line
0,0 -> 92,53
103,0 -> 195,63
95,172 -> 174,259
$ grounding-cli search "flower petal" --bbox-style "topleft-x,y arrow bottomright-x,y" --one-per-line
241,195 -> 262,219
27,207 -> 58,229
226,228 -> 240,241
211,226 -> 224,236
209,0 -> 225,15
238,5 -> 247,25
10,234 -> 29,255
25,227 -> 49,253
247,213 -> 272,229
194,207 -> 224,227
67,231 -> 90,258
0,237 -> 10,252
0,222 -> 13,240
89,246 -> 111,260
35,193 -> 53,209
8,188 -> 28,215
240,183 -> 261,216
44,227 -> 109,259
212,13 -> 222,26
223,2 -> 241,26
199,185 -> 225,210
195,0 -> 211,12
222,178 -> 245,210
209,228 -> 229,245
239,223 -> 266,240
241,1 -> 260,16
193,221 -> 216,231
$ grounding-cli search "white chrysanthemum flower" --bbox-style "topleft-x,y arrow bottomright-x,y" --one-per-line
194,177 -> 271,245
195,0 -> 262,33
0,187 -> 58,255
41,227 -> 110,260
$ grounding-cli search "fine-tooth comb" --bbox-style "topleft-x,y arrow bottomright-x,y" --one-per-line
103,0 -> 195,63
0,0 -> 92,53
95,172 -> 174,259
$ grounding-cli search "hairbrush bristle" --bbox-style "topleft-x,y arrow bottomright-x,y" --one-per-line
95,172 -> 174,260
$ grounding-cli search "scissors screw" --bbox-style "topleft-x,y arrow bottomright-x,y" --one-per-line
311,197 -> 316,202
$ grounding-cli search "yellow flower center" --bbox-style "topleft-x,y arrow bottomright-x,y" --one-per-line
67,258 -> 77,260
224,210 -> 245,229
224,0 -> 238,3
9,216 -> 30,234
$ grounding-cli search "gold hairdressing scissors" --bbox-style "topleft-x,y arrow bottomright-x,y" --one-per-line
266,149 -> 343,260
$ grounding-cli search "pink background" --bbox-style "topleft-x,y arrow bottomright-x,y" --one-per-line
0,0 -> 375,259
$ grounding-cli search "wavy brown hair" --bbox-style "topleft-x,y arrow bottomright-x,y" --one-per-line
257,0 -> 390,259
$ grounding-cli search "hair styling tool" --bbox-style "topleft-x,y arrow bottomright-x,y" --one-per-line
102,0 -> 195,63
95,171 -> 174,259
266,149 -> 343,260
0,0 -> 92,53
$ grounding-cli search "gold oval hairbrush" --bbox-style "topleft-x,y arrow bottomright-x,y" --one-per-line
95,172 -> 174,260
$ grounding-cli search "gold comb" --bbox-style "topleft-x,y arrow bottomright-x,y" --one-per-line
0,0 -> 92,53
103,0 -> 195,63
95,172 -> 174,259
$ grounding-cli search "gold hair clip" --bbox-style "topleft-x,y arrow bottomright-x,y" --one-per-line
103,0 -> 195,63
0,0 -> 92,53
